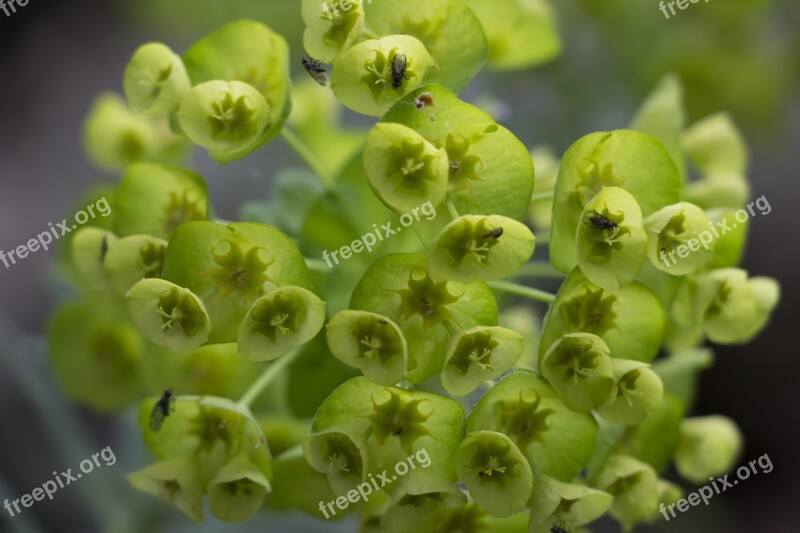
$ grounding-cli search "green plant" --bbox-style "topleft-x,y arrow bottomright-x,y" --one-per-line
50,1 -> 779,531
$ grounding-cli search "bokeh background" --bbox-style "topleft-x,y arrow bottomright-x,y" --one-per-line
0,0 -> 798,531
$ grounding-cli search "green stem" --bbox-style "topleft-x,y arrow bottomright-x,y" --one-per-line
305,257 -> 330,273
280,128 -> 334,187
531,191 -> 555,202
516,260 -> 565,279
237,347 -> 303,408
487,280 -> 556,304
446,198 -> 461,220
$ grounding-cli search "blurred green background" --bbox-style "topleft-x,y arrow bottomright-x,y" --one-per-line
0,0 -> 797,531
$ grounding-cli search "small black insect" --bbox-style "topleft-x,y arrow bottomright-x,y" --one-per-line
483,227 -> 504,239
415,92 -> 434,109
100,236 -> 109,262
582,210 -> 618,231
301,55 -> 327,86
550,526 -> 568,533
150,388 -> 176,432
377,319 -> 388,324
391,54 -> 409,91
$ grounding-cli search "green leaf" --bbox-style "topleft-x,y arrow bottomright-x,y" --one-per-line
551,130 -> 681,272
623,394 -> 684,473
468,370 -> 597,481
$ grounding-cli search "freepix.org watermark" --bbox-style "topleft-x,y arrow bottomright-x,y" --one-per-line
321,0 -> 376,21
0,0 -> 30,18
658,0 -> 710,20
321,200 -> 437,269
318,448 -> 431,519
0,196 -> 111,270
3,446 -> 117,518
659,453 -> 773,522
658,195 -> 771,269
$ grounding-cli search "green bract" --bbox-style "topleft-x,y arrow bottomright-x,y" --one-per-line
350,253 -> 497,383
326,310 -> 408,386
540,333 -> 616,413
384,85 -> 535,223
596,359 -> 664,426
161,221 -> 311,343
645,201 -> 713,275
128,457 -> 205,522
301,0 -> 365,61
594,455 -> 660,530
528,475 -> 612,532
441,326 -> 524,396
103,235 -> 168,296
71,227 -> 118,295
674,416 -> 742,484
380,470 -> 466,531
207,453 -> 270,522
178,80 -> 271,154
465,0 -> 560,70
124,42 -> 191,117
428,215 -> 535,283
303,427 -> 370,495
113,162 -> 209,240
468,371 -> 598,481
127,278 -> 212,352
363,122 -> 449,213
182,20 -> 291,163
331,35 -> 435,116
539,268 -> 664,364
455,430 -> 533,517
363,0 -> 488,92
576,187 -> 647,291
551,130 -> 680,272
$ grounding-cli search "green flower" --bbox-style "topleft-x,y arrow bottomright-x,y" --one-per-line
366,390 -> 433,451
396,267 -> 461,330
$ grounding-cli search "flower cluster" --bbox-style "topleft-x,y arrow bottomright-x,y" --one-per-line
49,1 -> 779,531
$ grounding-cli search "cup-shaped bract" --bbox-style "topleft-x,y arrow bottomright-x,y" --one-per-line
302,0 -> 365,61
350,253 -> 497,383
49,301 -> 145,412
550,131 -> 680,273
596,359 -> 664,425
594,455 -> 660,530
528,475 -> 612,532
362,0 -> 488,93
467,371 -> 598,482
113,163 -> 209,240
363,123 -> 449,213
380,470 -> 466,532
182,20 -> 291,163
178,80 -> 271,155
313,377 -> 466,481
127,279 -> 211,352
538,268 -> 664,365
645,202 -> 713,275
124,43 -> 191,117
441,326 -> 524,396
541,333 -> 616,413
103,235 -> 168,296
161,221 -> 312,343
428,215 -> 535,283
576,187 -> 647,291
455,431 -> 533,517
691,268 -> 779,344
71,227 -> 118,295
128,457 -> 205,523
326,310 -> 408,386
238,286 -> 325,361
673,416 -> 742,484
207,452 -> 271,522
383,86 -> 535,224
83,93 -> 188,172
303,427 -> 369,496
331,35 -> 435,116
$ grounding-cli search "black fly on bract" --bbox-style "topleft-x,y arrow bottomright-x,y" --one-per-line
582,210 -> 618,231
301,54 -> 328,86
150,388 -> 176,432
391,53 -> 409,91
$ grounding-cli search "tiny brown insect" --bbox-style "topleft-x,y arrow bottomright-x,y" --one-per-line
301,54 -> 328,86
415,92 -> 434,109
582,210 -> 618,231
150,388 -> 176,432
483,227 -> 504,239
